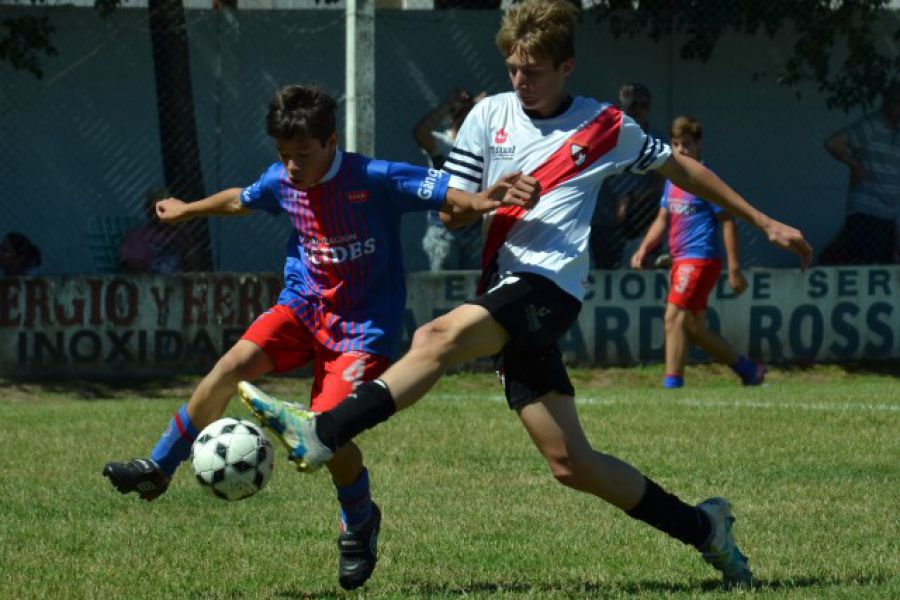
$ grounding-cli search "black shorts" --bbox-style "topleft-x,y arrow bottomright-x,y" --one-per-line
466,272 -> 582,410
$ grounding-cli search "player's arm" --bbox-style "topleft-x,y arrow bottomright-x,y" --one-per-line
413,90 -> 466,154
718,213 -> 748,295
656,152 -> 812,268
156,188 -> 250,224
630,208 -> 667,270
440,172 -> 540,229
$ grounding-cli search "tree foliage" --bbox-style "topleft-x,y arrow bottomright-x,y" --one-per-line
589,0 -> 900,112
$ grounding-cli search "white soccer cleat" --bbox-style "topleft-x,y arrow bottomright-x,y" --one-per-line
237,381 -> 334,472
697,497 -> 753,589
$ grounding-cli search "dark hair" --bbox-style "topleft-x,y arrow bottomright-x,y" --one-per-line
619,82 -> 651,110
4,232 -> 41,270
266,85 -> 337,145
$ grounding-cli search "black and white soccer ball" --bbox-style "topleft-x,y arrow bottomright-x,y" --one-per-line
190,418 -> 274,501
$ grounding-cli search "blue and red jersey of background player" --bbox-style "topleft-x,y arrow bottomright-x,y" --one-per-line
240,151 -> 449,358
660,176 -> 723,261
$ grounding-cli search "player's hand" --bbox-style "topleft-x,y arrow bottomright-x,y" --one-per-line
156,198 -> 191,223
763,218 -> 813,269
485,172 -> 540,209
630,248 -> 647,270
849,161 -> 869,183
728,268 -> 748,296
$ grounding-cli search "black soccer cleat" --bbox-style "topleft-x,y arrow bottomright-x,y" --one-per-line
103,458 -> 171,501
337,502 -> 381,590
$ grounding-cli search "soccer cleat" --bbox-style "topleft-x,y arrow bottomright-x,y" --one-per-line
237,381 -> 334,472
697,497 -> 753,589
103,458 -> 170,501
742,362 -> 766,386
338,502 -> 381,590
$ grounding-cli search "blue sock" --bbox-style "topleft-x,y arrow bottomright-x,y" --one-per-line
731,356 -> 754,381
663,374 -> 684,388
336,468 -> 373,532
150,404 -> 199,477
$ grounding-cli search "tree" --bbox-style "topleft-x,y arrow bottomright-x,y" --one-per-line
588,0 -> 900,112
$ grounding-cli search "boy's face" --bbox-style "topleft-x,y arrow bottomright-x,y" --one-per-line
276,133 -> 337,189
671,135 -> 702,161
505,48 -> 573,117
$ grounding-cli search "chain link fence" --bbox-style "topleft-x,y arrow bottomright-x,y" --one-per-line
1,0 -> 897,278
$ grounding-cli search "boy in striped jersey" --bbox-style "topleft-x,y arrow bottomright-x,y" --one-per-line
241,1 -> 812,589
103,84 -> 534,590
631,115 -> 764,388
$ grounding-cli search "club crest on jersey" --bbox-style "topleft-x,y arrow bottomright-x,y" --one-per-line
570,143 -> 587,167
347,190 -> 369,204
494,128 -> 508,144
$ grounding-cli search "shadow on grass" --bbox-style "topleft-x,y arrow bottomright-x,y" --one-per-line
276,572 -> 896,598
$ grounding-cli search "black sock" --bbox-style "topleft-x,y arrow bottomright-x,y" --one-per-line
625,477 -> 711,548
315,380 -> 396,451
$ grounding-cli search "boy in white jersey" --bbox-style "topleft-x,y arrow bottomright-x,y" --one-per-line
240,0 -> 813,589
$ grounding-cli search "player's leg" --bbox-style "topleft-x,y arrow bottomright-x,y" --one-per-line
685,309 -> 739,365
314,351 -> 391,590
514,372 -> 751,587
241,302 -> 509,471
663,302 -> 690,388
103,306 -> 307,500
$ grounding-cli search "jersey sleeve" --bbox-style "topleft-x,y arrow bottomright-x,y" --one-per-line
660,180 -> 670,210
442,100 -> 488,193
366,160 -> 450,213
240,164 -> 283,215
617,115 -> 672,175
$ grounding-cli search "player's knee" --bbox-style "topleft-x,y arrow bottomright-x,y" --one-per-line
542,448 -> 582,489
664,308 -> 686,333
682,312 -> 701,336
212,347 -> 258,381
410,319 -> 459,360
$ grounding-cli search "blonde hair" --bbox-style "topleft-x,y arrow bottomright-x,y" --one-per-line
670,115 -> 703,141
495,0 -> 578,66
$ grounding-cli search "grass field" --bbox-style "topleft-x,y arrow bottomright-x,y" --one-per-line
1,365 -> 898,599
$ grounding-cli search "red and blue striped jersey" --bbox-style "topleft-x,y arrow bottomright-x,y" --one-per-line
240,151 -> 449,357
660,178 -> 722,260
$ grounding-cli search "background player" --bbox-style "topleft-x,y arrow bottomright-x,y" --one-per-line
240,1 -> 812,589
630,115 -> 764,388
103,84 -> 532,590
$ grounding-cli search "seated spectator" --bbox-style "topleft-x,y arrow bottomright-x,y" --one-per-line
413,87 -> 486,271
0,232 -> 42,277
591,82 -> 666,269
821,81 -> 900,265
119,187 -> 186,274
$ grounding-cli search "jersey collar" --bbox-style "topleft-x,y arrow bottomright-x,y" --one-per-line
317,149 -> 343,185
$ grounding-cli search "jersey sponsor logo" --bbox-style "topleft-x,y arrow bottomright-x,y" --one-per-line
347,190 -> 369,204
668,200 -> 698,216
570,143 -> 587,167
494,127 -> 508,144
417,168 -> 442,199
490,145 -> 516,160
308,237 -> 376,264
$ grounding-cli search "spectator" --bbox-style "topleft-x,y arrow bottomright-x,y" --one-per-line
821,81 -> 900,265
0,232 -> 42,277
118,187 -> 186,274
590,82 -> 666,268
413,87 -> 486,271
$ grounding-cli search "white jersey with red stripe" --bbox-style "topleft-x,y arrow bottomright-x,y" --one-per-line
443,92 -> 671,301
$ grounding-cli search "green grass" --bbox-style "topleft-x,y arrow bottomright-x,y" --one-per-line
1,366 -> 898,599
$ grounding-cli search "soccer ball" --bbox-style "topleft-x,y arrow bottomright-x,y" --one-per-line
190,418 -> 274,501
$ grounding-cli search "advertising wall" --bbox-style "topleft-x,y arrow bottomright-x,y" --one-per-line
1,267 -> 896,377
